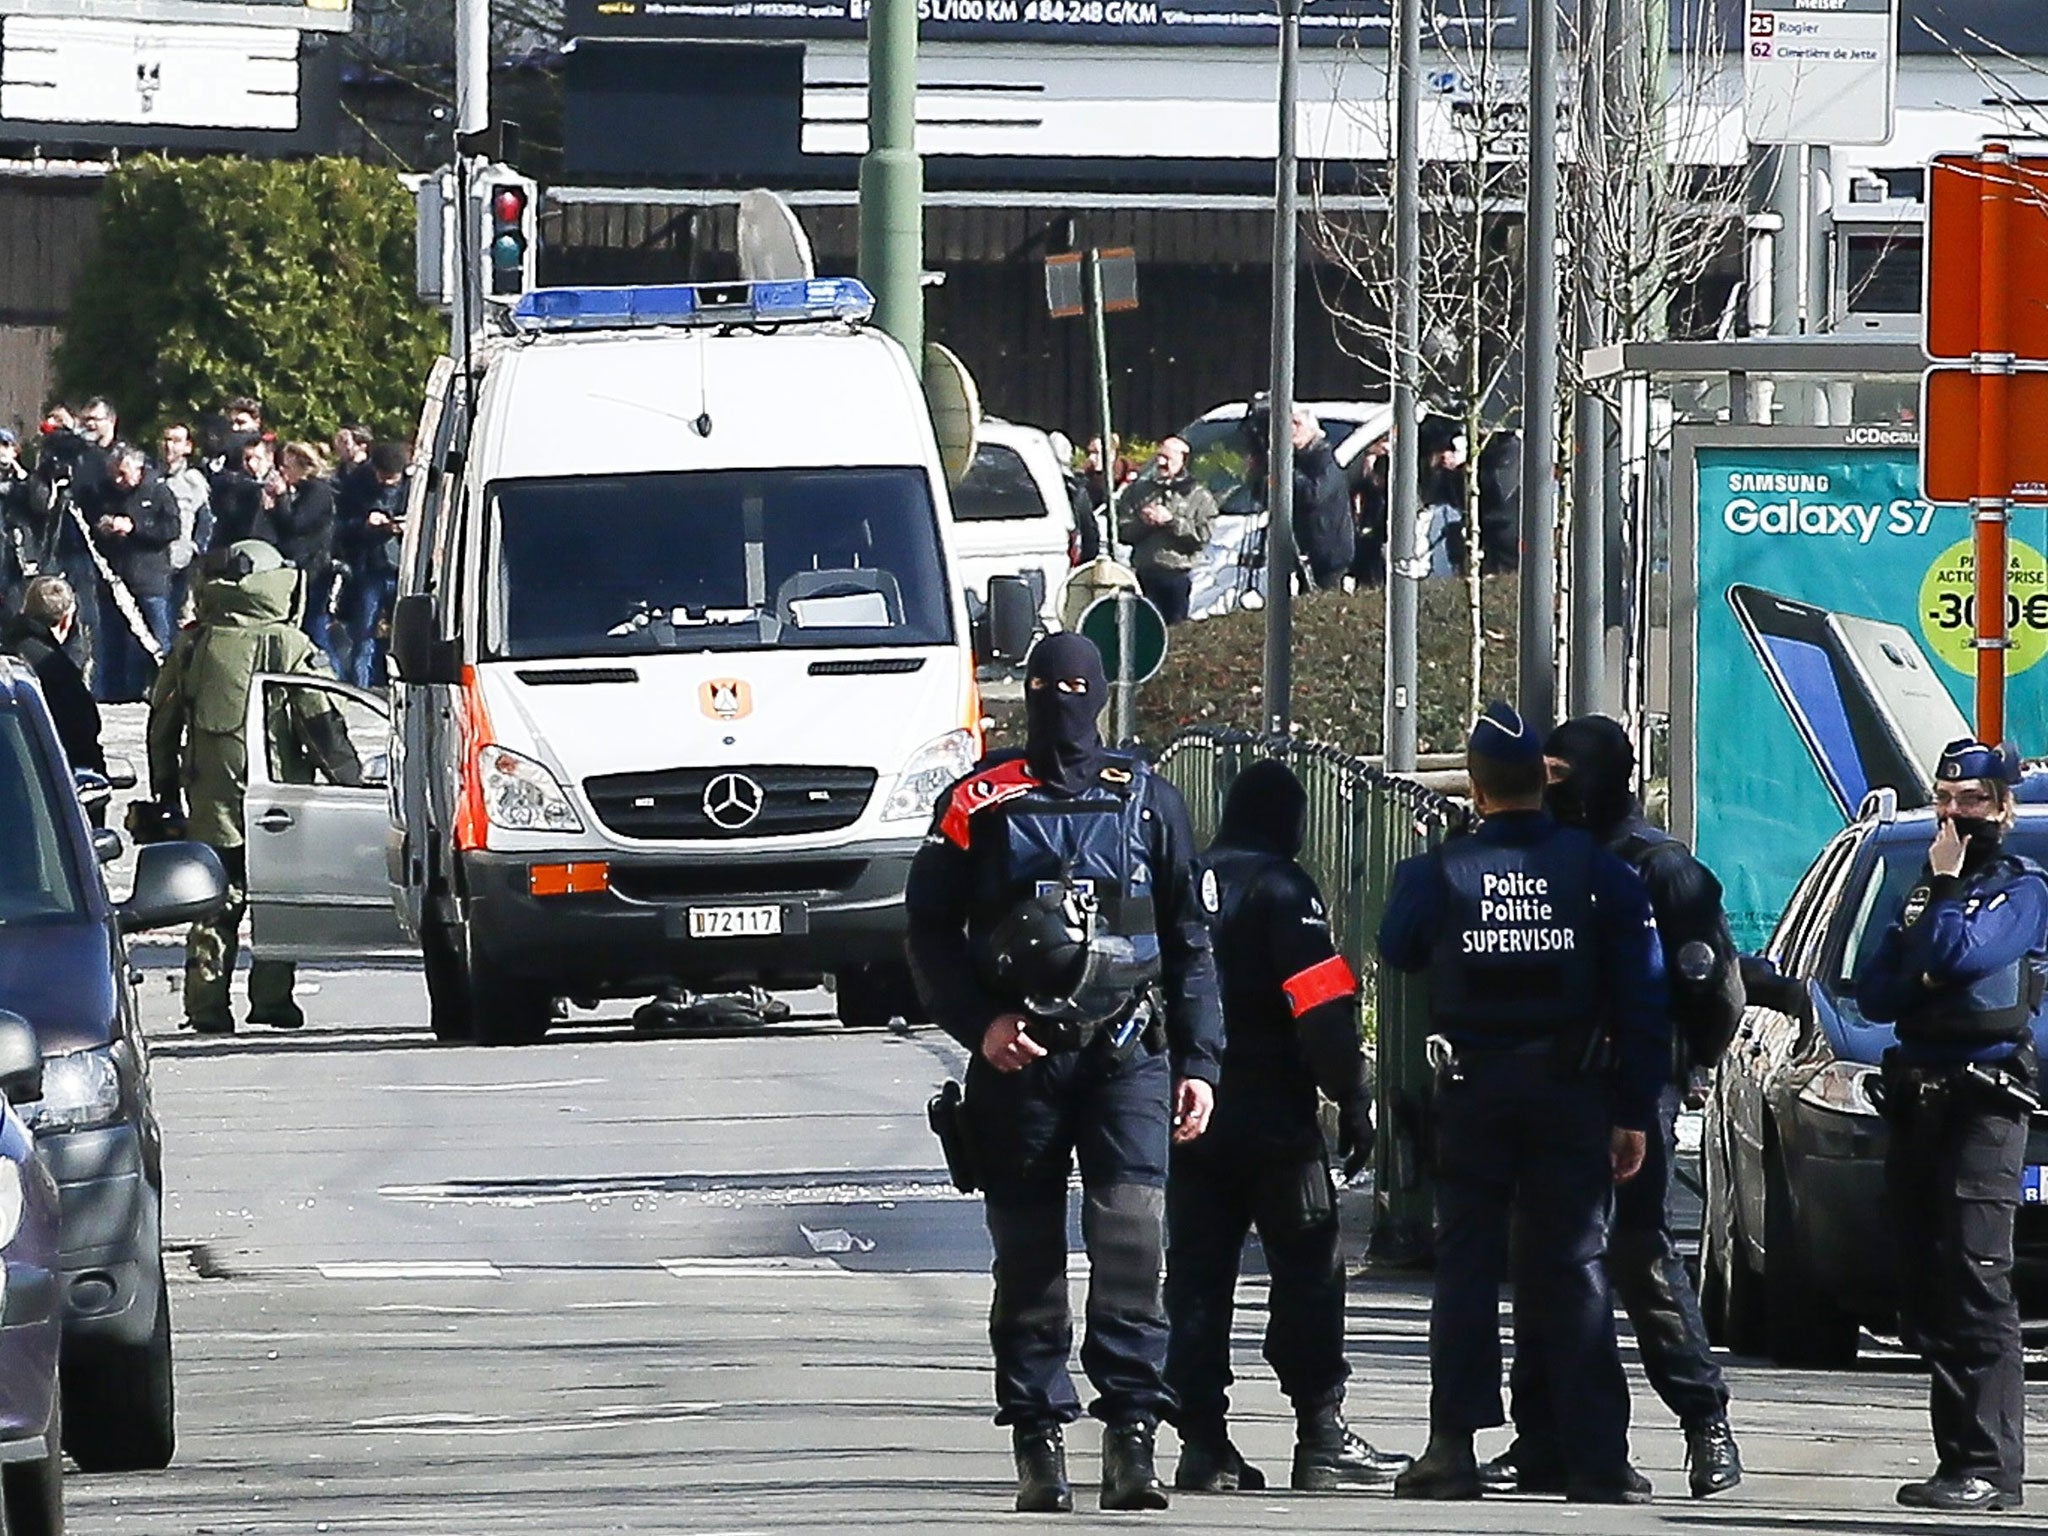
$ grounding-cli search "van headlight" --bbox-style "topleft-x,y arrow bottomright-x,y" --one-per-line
24,1046 -> 122,1134
479,746 -> 584,833
1797,1060 -> 1883,1117
883,730 -> 980,822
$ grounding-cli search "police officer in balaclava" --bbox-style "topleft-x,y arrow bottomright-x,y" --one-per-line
1478,715 -> 1744,1498
1163,758 -> 1411,1494
1857,738 -> 2045,1512
905,631 -> 1224,1514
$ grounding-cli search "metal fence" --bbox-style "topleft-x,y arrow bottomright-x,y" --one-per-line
1155,726 -> 1461,1266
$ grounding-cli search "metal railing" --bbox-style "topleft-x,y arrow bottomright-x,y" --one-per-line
1155,726 -> 1461,1266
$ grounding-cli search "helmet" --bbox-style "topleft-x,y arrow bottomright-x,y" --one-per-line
986,884 -> 1092,1010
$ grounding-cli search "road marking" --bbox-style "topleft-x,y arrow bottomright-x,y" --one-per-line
353,1403 -> 722,1435
658,1257 -> 838,1277
317,1261 -> 504,1280
386,1078 -> 605,1093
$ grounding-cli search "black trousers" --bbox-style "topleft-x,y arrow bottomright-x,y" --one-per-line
1886,1085 -> 2028,1493
1162,1127 -> 1347,1438
1137,568 -> 1192,627
1431,1049 -> 1631,1479
1508,1082 -> 1727,1462
969,1043 -> 1174,1429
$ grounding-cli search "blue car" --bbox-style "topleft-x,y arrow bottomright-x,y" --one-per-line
1702,789 -> 2048,1368
0,657 -> 225,1471
0,1007 -> 65,1536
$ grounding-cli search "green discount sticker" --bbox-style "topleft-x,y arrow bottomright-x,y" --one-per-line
1919,537 -> 2048,675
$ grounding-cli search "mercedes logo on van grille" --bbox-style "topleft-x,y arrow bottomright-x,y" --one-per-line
702,772 -> 765,831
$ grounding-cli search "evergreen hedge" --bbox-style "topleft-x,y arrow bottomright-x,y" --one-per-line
56,155 -> 442,444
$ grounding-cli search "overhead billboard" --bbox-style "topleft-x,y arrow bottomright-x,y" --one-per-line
567,0 -> 1524,47
0,0 -> 350,32
1674,429 -> 2048,947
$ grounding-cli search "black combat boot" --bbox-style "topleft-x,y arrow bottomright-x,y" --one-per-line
1291,1402 -> 1413,1490
1566,1464 -> 1653,1505
1173,1430 -> 1267,1493
1100,1420 -> 1170,1511
1897,1474 -> 2024,1512
1684,1415 -> 1743,1498
1013,1424 -> 1072,1514
1393,1430 -> 1484,1500
1476,1443 -> 1567,1495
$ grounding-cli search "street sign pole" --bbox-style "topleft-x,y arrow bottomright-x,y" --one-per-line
1264,0 -> 1302,740
1974,147 -> 2014,745
1085,249 -> 1121,561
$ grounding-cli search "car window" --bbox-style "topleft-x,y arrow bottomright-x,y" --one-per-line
1178,419 -> 1258,513
1766,835 -> 1852,973
953,444 -> 1049,523
1792,837 -> 1864,980
0,709 -> 83,923
263,681 -> 388,789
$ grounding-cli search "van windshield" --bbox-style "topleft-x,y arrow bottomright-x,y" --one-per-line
486,467 -> 955,658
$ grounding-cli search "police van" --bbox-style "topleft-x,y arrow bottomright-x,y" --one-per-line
239,279 -> 1031,1043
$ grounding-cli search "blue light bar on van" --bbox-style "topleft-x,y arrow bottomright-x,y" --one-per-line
508,278 -> 876,333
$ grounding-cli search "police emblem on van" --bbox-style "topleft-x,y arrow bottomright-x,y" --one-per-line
700,678 -> 753,721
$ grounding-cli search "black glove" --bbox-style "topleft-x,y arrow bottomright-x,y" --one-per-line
1738,953 -> 1805,1017
124,797 -> 186,845
1336,1095 -> 1375,1182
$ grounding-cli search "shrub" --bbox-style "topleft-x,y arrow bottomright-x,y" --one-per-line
56,155 -> 443,444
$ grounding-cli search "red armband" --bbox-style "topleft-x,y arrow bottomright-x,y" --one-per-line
1282,954 -> 1357,1017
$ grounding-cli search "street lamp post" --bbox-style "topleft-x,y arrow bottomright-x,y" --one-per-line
1263,0 -> 1303,738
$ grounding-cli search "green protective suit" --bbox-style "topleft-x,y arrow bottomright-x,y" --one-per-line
145,542 -> 362,1031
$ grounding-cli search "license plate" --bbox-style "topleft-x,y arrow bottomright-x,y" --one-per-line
2025,1166 -> 2048,1205
687,905 -> 782,939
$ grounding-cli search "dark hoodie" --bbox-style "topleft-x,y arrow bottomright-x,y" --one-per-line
1023,631 -> 1109,794
2,614 -> 102,773
1200,759 -> 1370,1141
1545,715 -> 1744,1071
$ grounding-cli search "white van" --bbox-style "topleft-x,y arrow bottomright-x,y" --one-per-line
244,279 -> 1032,1044
946,417 -> 1081,632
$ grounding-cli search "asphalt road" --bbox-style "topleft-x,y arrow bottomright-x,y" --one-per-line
45,953 -> 2043,1536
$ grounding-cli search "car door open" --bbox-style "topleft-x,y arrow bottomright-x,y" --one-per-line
243,674 -> 411,963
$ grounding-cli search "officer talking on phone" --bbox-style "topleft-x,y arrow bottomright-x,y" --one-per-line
1162,759 -> 1411,1495
1855,737 -> 2045,1513
905,632 -> 1223,1515
1377,703 -> 1668,1503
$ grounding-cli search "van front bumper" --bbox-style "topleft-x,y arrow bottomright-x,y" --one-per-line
459,840 -> 921,993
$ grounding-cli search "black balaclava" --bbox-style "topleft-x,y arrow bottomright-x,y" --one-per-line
1543,715 -> 1637,838
1216,758 -> 1308,857
1023,631 -> 1109,794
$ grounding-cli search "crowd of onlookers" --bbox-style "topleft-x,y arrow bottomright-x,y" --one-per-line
1083,409 -> 1524,627
0,394 -> 410,709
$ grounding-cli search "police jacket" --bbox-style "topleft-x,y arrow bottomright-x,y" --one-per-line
1199,839 -> 1369,1140
1855,850 -> 2048,1065
905,749 -> 1223,1085
1377,809 -> 1670,1131
1610,816 -> 1745,1075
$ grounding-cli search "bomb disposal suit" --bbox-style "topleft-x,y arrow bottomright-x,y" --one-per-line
905,634 -> 1221,1514
1855,738 -> 2046,1512
1164,758 -> 1409,1495
1378,703 -> 1668,1501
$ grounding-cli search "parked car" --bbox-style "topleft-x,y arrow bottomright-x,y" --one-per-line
1700,787 -> 2048,1368
0,656 -> 227,1470
0,1009 -> 63,1535
948,417 -> 1082,635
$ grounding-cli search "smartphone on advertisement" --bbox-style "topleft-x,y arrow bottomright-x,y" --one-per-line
1825,613 -> 1970,801
1726,585 -> 1930,818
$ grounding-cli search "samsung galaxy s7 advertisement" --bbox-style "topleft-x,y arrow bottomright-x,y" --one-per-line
1690,443 -> 2048,946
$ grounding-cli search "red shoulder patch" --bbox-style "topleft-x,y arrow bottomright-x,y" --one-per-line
939,759 -> 1041,848
1282,954 -> 1358,1017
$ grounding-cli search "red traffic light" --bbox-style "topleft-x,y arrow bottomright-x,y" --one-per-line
491,186 -> 527,225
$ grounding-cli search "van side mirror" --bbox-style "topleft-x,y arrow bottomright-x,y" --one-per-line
982,576 -> 1037,666
0,1012 -> 40,1105
119,842 -> 229,934
390,594 -> 459,686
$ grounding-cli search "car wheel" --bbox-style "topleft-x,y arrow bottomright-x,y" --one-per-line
5,1390 -> 64,1535
1703,1118 -> 1768,1355
1763,1142 -> 1861,1368
420,913 -> 471,1044
469,968 -> 553,1046
835,964 -> 922,1030
63,1272 -> 174,1473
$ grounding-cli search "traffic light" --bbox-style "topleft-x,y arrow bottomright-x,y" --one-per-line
473,166 -> 537,299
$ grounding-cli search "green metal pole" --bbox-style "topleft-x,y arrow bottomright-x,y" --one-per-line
858,0 -> 923,365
